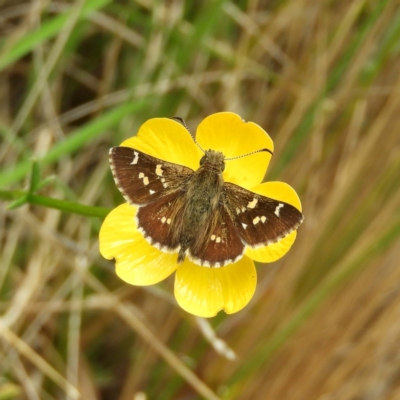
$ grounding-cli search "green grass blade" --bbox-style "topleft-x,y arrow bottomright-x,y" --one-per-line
359,8 -> 400,86
1,188 -> 109,218
29,159 -> 41,193
270,0 -> 391,178
28,194 -> 110,218
226,214 -> 400,396
0,99 -> 150,187
0,0 -> 111,72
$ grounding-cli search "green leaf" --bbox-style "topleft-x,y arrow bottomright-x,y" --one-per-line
29,159 -> 41,193
37,176 -> 56,191
7,195 -> 29,210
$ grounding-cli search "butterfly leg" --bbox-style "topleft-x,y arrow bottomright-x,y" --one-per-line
177,247 -> 187,263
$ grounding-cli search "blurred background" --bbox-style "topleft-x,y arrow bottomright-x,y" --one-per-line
1,0 -> 400,399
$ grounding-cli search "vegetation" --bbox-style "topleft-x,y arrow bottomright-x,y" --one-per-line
1,1 -> 400,399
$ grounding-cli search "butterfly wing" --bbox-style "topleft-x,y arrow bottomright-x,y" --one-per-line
109,146 -> 194,251
223,182 -> 304,248
109,146 -> 193,205
136,191 -> 187,252
188,204 -> 245,267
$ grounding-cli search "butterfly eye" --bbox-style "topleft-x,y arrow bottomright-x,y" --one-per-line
200,156 -> 206,166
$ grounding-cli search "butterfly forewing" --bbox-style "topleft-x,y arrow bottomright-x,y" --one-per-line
224,182 -> 304,247
109,147 -> 193,205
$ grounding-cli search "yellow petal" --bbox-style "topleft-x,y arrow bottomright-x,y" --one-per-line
99,204 -> 178,285
174,257 -> 257,317
120,118 -> 202,170
196,112 -> 274,189
245,231 -> 297,263
251,181 -> 302,211
244,181 -> 302,262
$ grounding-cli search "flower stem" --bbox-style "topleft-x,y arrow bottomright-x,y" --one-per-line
0,189 -> 110,219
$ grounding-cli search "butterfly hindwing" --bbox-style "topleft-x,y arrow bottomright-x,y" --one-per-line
188,204 -> 245,267
224,182 -> 304,248
109,146 -> 193,205
136,191 -> 187,252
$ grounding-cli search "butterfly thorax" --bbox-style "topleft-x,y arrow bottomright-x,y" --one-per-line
176,150 -> 225,262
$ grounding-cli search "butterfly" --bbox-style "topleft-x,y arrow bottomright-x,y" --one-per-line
109,119 -> 304,268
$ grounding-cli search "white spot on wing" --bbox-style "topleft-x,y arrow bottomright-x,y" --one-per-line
242,223 -> 248,229
161,216 -> 166,223
216,237 -> 221,243
131,151 -> 139,165
253,216 -> 260,225
167,218 -> 171,224
247,198 -> 258,209
149,189 -> 155,194
211,234 -> 216,241
261,216 -> 267,223
138,172 -> 150,185
160,178 -> 168,188
188,252 -> 245,268
275,203 -> 284,217
156,164 -> 163,176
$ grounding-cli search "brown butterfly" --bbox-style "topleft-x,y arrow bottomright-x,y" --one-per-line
109,119 -> 303,267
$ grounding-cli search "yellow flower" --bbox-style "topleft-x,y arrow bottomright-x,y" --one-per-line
99,112 -> 302,318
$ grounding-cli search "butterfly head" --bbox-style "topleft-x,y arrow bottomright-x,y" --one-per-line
199,150 -> 225,173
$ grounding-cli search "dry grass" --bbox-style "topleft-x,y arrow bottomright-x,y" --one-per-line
1,1 -> 400,399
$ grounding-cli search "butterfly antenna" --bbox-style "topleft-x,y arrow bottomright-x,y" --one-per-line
171,116 -> 206,153
225,147 -> 273,160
